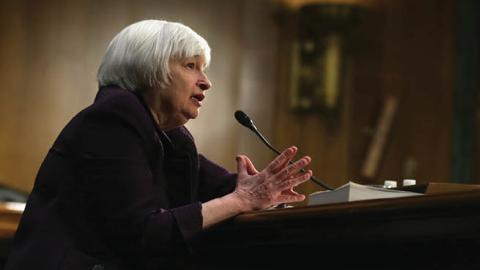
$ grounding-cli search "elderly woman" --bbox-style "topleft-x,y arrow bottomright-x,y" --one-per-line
5,20 -> 312,270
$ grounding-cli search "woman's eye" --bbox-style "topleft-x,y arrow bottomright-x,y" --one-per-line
186,63 -> 195,69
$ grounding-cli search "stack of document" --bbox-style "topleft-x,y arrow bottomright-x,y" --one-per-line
308,181 -> 423,206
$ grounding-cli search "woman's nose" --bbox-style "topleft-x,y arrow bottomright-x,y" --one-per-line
197,75 -> 212,91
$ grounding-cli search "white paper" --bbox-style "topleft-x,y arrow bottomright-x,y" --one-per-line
308,181 -> 422,206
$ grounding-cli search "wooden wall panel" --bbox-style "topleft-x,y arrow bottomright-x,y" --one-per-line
0,0 -> 281,193
364,0 -> 454,184
0,0 -> 458,198
273,6 -> 352,199
274,0 -> 455,201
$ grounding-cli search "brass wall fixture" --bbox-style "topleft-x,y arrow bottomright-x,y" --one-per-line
289,3 -> 363,128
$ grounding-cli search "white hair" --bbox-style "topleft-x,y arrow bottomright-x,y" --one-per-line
97,19 -> 211,91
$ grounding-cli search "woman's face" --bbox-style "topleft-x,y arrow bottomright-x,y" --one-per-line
151,55 -> 212,130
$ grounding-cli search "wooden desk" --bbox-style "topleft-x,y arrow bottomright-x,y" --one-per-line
0,202 -> 23,269
196,189 -> 480,270
0,187 -> 479,269
0,203 -> 23,239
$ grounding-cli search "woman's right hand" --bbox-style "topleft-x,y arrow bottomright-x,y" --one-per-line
232,146 -> 312,212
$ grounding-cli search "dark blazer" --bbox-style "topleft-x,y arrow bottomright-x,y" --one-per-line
4,86 -> 237,270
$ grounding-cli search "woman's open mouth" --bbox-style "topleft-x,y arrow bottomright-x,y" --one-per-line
190,93 -> 205,106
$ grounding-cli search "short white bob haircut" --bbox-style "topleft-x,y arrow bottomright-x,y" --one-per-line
97,19 -> 211,91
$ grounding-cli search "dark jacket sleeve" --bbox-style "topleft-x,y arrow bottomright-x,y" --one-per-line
169,126 -> 238,203
197,154 -> 237,202
74,94 -> 202,258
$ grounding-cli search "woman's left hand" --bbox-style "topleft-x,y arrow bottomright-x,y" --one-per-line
232,146 -> 312,211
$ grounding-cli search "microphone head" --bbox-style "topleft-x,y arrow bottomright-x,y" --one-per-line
234,110 -> 255,130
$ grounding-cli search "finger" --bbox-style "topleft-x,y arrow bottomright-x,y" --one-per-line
276,193 -> 306,204
280,187 -> 298,196
235,155 -> 248,177
275,156 -> 311,181
243,156 -> 259,175
287,171 -> 306,184
276,170 -> 312,191
265,146 -> 297,174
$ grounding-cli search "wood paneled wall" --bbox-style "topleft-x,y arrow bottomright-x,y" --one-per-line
0,0 -> 460,200
274,0 -> 456,200
0,0 -> 280,193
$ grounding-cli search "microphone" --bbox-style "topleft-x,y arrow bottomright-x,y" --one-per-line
234,110 -> 334,190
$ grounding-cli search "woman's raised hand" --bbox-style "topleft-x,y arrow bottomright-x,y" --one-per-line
233,146 -> 312,212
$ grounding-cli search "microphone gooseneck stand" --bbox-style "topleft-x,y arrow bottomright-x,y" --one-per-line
234,110 -> 334,191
